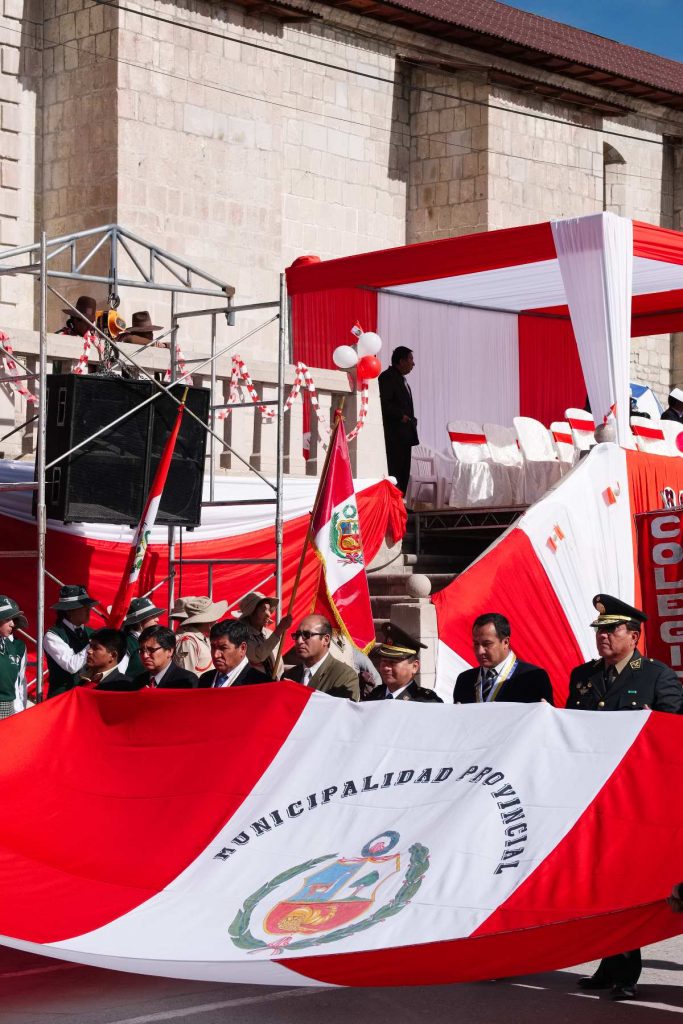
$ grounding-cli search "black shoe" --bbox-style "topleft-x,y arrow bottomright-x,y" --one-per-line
611,984 -> 637,1001
577,975 -> 610,990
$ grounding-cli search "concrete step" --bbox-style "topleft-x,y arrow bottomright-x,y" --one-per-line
367,573 -> 415,596
426,572 -> 458,594
370,594 -> 419,619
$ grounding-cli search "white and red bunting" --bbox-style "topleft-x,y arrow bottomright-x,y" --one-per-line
0,687 -> 681,986
311,420 -> 374,653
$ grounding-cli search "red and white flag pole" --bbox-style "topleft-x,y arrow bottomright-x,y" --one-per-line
108,387 -> 189,629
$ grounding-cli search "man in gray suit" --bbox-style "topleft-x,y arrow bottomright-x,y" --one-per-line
283,615 -> 360,700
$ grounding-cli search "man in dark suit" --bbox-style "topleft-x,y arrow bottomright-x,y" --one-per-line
378,346 -> 418,495
568,594 -> 682,1001
79,628 -> 131,689
198,619 -> 270,688
364,624 -> 442,702
453,612 -> 553,704
661,387 -> 683,422
131,625 -> 197,689
283,615 -> 360,700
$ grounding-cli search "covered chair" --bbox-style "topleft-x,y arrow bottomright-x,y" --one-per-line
659,419 -> 683,457
514,416 -> 562,503
630,418 -> 669,455
483,422 -> 525,505
550,420 -> 576,474
565,408 -> 596,452
446,421 -> 511,507
406,445 -> 445,509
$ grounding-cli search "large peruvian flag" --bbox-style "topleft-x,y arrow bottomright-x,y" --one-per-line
0,689 -> 682,986
311,417 -> 374,652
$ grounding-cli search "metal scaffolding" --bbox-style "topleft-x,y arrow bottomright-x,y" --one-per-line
0,225 -> 288,699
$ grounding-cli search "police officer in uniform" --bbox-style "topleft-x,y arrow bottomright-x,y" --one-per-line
567,593 -> 682,1001
364,625 -> 442,702
43,584 -> 98,699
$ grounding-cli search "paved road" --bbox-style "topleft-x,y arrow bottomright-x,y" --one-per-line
2,937 -> 683,1023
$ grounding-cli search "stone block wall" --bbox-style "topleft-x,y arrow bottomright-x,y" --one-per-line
407,68 -> 488,242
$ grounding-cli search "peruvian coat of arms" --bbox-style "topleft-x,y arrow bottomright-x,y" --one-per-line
330,503 -> 364,566
229,831 -> 430,954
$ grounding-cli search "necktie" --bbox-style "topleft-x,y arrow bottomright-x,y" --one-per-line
214,673 -> 228,688
385,689 -> 393,700
302,669 -> 312,688
75,627 -> 86,644
603,665 -> 615,691
482,668 -> 496,701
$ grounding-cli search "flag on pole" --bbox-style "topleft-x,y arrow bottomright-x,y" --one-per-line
108,390 -> 188,629
311,415 -> 374,652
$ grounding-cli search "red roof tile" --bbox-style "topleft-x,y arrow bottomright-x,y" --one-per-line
358,0 -> 683,97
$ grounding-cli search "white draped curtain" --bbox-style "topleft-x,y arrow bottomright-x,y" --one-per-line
551,213 -> 633,446
377,293 -> 519,453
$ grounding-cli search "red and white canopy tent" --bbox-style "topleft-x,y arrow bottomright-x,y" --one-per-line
287,213 -> 683,449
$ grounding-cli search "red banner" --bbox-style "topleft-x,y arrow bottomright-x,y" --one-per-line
637,509 -> 683,680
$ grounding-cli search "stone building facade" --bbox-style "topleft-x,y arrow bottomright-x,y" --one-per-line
1,0 -> 682,397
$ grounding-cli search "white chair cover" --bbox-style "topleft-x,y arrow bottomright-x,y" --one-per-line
483,422 -> 525,505
659,419 -> 683,457
446,421 -> 511,507
565,408 -> 596,452
407,445 -> 445,509
513,416 -> 562,504
550,420 -> 577,473
629,417 -> 669,456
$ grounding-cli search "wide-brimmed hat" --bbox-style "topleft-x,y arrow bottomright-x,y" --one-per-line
236,591 -> 278,619
175,596 -> 228,626
51,584 -> 97,612
0,596 -> 27,629
62,295 -> 97,323
124,596 -> 165,628
120,310 -> 163,340
670,387 -> 683,404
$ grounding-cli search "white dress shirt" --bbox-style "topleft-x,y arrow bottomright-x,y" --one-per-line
213,656 -> 249,688
43,618 -> 89,674
302,652 -> 330,688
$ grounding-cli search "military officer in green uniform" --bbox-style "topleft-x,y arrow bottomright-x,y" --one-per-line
122,596 -> 164,679
0,596 -> 27,717
43,584 -> 98,699
364,624 -> 442,702
567,593 -> 682,1001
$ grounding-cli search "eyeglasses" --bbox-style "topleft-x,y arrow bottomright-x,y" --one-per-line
291,630 -> 326,641
139,645 -> 164,655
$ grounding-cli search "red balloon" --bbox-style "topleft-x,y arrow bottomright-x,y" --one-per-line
357,355 -> 381,380
677,430 -> 683,453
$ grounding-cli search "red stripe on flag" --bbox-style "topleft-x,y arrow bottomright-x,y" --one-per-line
0,684 -> 312,943
433,528 -> 583,706
449,431 -> 487,445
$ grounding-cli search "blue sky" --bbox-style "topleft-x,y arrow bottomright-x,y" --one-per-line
507,1 -> 682,61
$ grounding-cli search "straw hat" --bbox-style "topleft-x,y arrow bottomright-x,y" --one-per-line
236,591 -> 278,619
174,596 -> 228,627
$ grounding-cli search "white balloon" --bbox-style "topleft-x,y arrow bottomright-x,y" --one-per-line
332,345 -> 358,369
356,331 -> 382,357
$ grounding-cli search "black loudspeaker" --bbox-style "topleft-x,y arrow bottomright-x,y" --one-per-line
39,375 -> 210,527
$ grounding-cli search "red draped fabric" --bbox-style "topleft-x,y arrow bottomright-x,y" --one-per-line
290,288 -> 377,369
2,481 -> 405,681
518,315 -> 586,426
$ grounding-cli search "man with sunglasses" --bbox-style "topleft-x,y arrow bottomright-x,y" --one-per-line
283,615 -> 360,700
567,593 -> 682,1002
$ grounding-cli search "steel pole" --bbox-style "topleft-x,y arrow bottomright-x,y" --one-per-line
35,232 -> 48,701
167,293 -> 177,616
275,273 -> 286,610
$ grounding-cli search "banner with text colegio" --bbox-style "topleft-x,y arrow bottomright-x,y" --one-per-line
637,508 -> 683,678
0,686 -> 682,987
